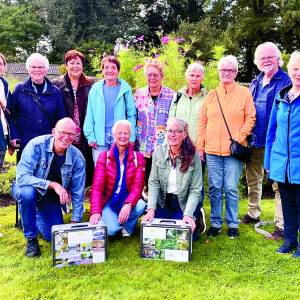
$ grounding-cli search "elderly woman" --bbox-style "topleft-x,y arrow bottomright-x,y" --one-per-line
142,117 -> 202,233
53,50 -> 94,185
265,51 -> 300,257
197,55 -> 256,238
90,120 -> 146,237
0,52 -> 10,173
135,59 -> 175,189
7,53 -> 65,161
169,61 -> 207,233
84,56 -> 136,165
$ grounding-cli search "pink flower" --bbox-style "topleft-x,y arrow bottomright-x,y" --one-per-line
175,37 -> 185,44
137,35 -> 144,41
133,64 -> 143,72
161,35 -> 169,45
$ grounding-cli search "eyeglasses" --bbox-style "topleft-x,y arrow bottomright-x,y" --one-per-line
166,129 -> 184,135
147,73 -> 160,78
57,131 -> 79,138
258,56 -> 277,61
219,69 -> 236,74
29,66 -> 46,70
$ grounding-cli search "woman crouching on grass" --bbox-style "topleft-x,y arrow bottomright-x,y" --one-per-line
89,120 -> 146,237
142,117 -> 202,239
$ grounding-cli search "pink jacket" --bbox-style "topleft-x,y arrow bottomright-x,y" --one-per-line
90,144 -> 146,215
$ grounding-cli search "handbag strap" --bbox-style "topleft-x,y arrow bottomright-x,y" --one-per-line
28,92 -> 55,128
215,91 -> 233,141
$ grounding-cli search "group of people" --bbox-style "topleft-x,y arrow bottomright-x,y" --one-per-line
0,41 -> 299,260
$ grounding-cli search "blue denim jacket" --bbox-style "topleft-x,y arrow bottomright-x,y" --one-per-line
250,68 -> 291,148
16,134 -> 86,222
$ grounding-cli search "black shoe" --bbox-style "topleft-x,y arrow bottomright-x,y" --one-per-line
241,214 -> 260,224
197,207 -> 207,234
228,228 -> 239,239
207,226 -> 221,237
25,238 -> 41,257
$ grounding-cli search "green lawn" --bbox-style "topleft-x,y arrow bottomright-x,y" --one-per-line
0,199 -> 299,300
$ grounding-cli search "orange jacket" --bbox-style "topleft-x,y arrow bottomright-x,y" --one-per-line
197,82 -> 256,156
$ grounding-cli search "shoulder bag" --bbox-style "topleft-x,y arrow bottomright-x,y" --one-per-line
215,91 -> 252,163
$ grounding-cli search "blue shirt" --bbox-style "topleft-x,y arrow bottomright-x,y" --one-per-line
250,68 -> 291,148
103,83 -> 120,132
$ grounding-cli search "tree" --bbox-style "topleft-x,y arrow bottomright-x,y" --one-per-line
0,2 -> 44,60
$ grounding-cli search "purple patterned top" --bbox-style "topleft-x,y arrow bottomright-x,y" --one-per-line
135,85 -> 175,157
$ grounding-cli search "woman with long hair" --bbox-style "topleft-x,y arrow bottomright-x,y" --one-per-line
142,117 -> 202,233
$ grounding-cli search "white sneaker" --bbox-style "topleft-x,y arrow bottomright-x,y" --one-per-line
121,227 -> 131,237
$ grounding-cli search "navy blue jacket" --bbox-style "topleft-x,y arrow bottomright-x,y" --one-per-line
7,77 -> 66,152
265,84 -> 300,184
0,77 -> 10,151
250,68 -> 291,148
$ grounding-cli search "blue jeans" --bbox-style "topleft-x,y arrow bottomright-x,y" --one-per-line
278,182 -> 300,244
102,199 -> 146,236
92,131 -> 114,165
206,154 -> 242,228
12,185 -> 63,241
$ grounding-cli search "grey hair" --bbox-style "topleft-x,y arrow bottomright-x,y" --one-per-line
26,53 -> 49,71
254,42 -> 284,67
167,117 -> 188,132
112,120 -> 132,137
217,55 -> 239,71
287,50 -> 300,70
185,62 -> 205,77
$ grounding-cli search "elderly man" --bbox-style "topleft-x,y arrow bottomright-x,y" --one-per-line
242,42 -> 291,240
7,53 -> 65,162
13,118 -> 86,257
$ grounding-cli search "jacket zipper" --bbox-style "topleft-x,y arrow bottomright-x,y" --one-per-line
287,104 -> 291,181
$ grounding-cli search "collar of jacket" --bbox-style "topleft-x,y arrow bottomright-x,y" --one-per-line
217,81 -> 237,94
252,67 -> 286,85
45,134 -> 74,166
107,142 -> 134,163
277,83 -> 293,102
179,85 -> 206,97
21,77 -> 55,95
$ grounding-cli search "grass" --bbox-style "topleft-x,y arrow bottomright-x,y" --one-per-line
0,199 -> 299,300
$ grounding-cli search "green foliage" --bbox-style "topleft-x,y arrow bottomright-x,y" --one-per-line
202,45 -> 226,91
92,35 -> 223,92
0,152 -> 16,195
0,2 -> 44,60
1,199 -> 300,299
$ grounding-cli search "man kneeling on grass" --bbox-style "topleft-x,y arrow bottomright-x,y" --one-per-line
12,118 -> 85,257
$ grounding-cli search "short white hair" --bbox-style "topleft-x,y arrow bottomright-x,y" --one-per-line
112,120 -> 132,137
217,55 -> 238,71
185,62 -> 205,77
287,50 -> 300,70
254,42 -> 284,67
26,53 -> 49,71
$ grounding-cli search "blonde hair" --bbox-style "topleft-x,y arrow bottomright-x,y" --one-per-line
144,59 -> 164,77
